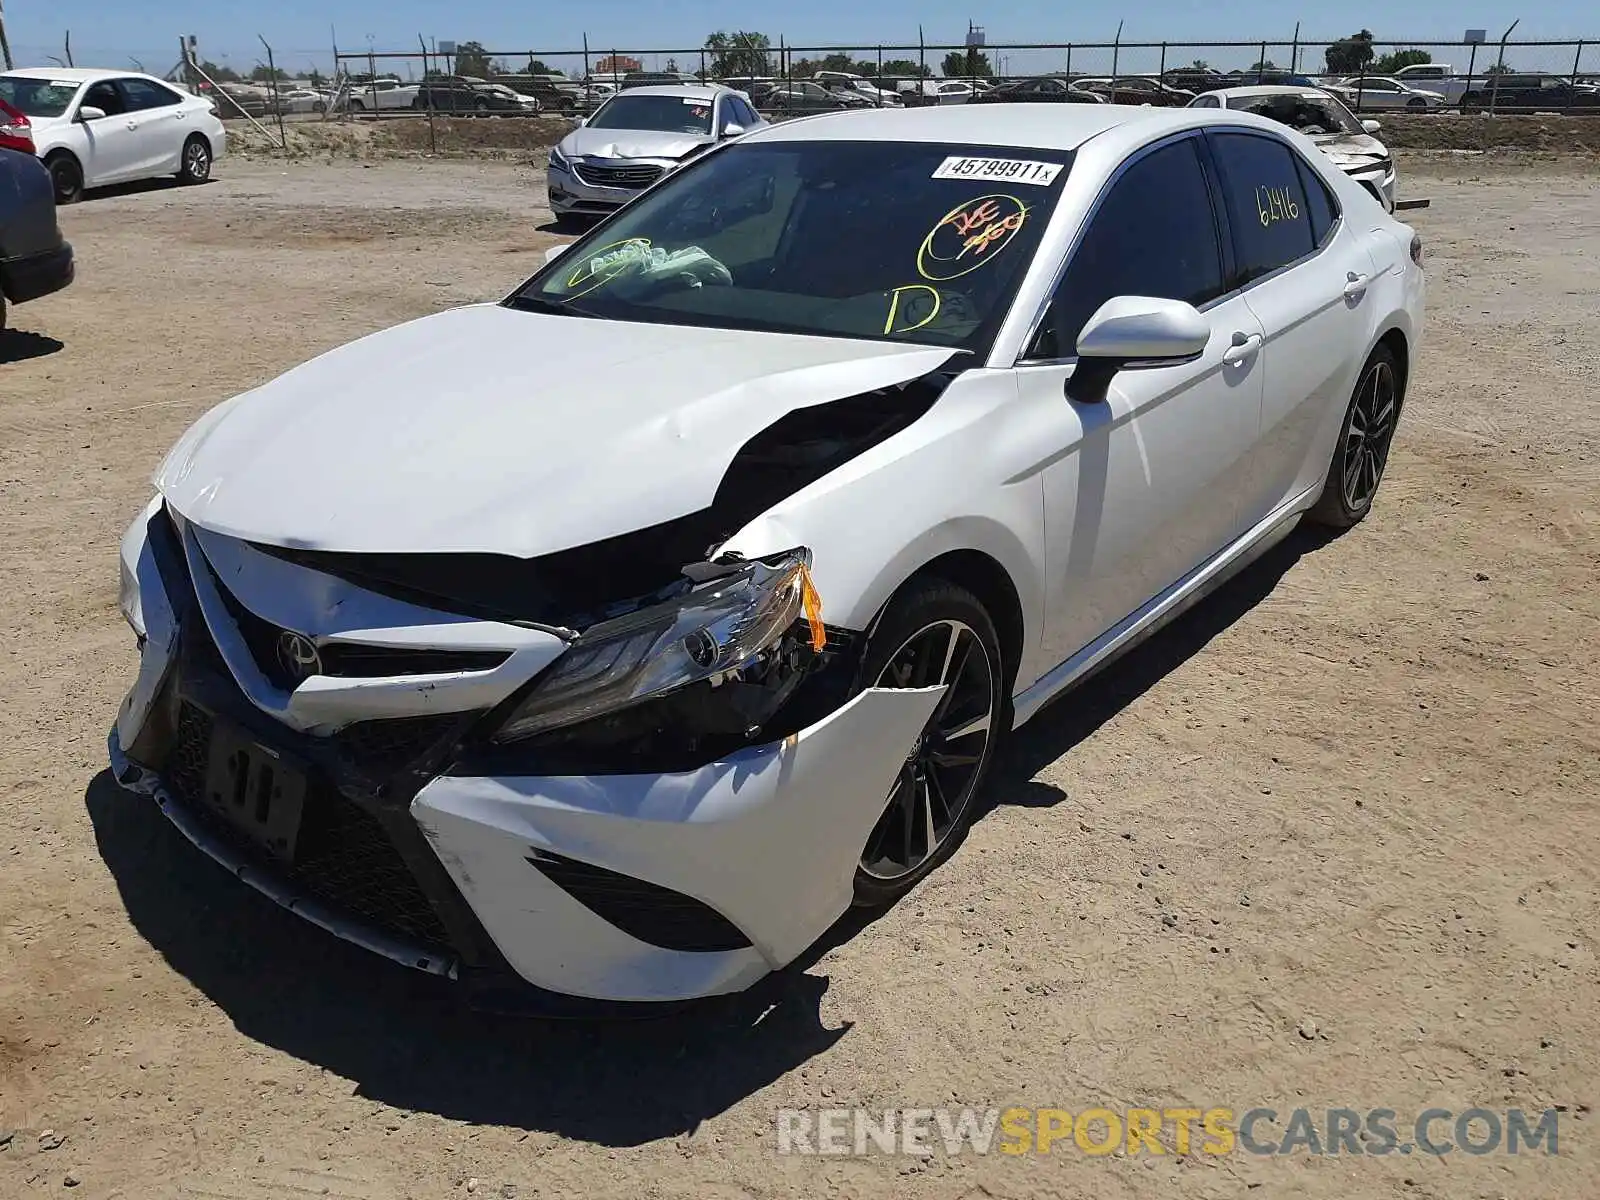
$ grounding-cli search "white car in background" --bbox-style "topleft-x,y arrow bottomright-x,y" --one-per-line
0,67 -> 226,204
1325,76 -> 1446,110
1190,85 -> 1399,210
337,78 -> 420,112
111,105 -> 1423,1010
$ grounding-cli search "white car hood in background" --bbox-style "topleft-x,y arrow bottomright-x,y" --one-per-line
156,304 -> 957,557
561,127 -> 709,161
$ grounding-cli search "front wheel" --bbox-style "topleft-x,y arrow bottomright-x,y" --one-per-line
1306,344 -> 1404,528
46,152 -> 84,204
852,578 -> 1006,907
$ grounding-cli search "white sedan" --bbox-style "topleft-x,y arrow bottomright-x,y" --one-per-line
110,105 -> 1423,1010
1325,76 -> 1447,110
0,67 -> 227,203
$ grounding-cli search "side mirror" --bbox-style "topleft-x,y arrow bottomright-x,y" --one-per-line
1067,296 -> 1210,403
1361,118 -> 1382,133
77,105 -> 108,122
543,244 -> 570,266
721,122 -> 745,138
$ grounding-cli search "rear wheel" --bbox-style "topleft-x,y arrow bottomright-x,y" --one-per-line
1306,344 -> 1404,528
178,136 -> 212,184
852,578 -> 1006,907
46,152 -> 84,205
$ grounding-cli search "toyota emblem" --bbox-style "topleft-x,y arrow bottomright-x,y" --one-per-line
275,631 -> 323,684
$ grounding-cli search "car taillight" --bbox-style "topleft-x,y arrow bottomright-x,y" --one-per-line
1410,232 -> 1424,268
0,102 -> 33,153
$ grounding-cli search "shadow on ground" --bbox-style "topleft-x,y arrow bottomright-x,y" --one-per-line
0,330 -> 64,363
85,523 -> 1337,1144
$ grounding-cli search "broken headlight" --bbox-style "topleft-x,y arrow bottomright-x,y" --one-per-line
492,549 -> 822,742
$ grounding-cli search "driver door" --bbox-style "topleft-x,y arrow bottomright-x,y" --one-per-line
72,80 -> 143,186
1014,135 -> 1266,672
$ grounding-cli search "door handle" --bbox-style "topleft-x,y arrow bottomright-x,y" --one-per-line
1343,271 -> 1370,299
1221,331 -> 1262,365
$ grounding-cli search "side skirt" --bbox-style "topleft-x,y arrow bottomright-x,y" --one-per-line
1010,486 -> 1320,729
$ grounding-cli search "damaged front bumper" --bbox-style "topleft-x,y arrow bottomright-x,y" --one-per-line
109,502 -> 942,1007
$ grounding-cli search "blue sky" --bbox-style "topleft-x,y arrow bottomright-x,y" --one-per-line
9,0 -> 1597,79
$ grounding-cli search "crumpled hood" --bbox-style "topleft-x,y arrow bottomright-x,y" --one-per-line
156,304 -> 957,557
561,125 -> 710,161
1310,132 -> 1388,164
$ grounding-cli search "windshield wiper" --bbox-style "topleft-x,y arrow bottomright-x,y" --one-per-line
504,293 -> 597,318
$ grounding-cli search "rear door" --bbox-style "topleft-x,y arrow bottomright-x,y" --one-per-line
1016,134 -> 1266,668
116,78 -> 190,176
1205,129 -> 1379,518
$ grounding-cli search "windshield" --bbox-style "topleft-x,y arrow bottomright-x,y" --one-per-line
510,140 -> 1072,353
1240,93 -> 1364,136
588,94 -> 714,134
0,76 -> 80,117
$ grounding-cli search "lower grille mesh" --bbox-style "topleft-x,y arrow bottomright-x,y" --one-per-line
166,703 -> 454,951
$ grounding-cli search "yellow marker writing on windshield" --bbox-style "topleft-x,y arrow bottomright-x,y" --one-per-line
883,284 -> 942,335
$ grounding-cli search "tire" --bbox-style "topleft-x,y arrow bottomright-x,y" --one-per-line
45,151 -> 84,205
349,99 -> 366,112
178,136 -> 212,184
1305,344 -> 1404,529
313,100 -> 326,114
851,577 -> 1008,908
1407,97 -> 1428,110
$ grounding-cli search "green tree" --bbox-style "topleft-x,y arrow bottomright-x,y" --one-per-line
1250,59 -> 1278,72
249,64 -> 289,82
941,49 -> 993,78
199,59 -> 240,83
1373,48 -> 1430,74
524,59 -> 563,76
1190,59 -> 1212,70
453,40 -> 492,77
307,67 -> 325,87
881,58 -> 931,78
1325,30 -> 1375,75
704,31 -> 771,77
1485,62 -> 1514,74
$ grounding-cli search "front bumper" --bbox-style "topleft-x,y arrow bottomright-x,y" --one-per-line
1342,163 -> 1397,212
1,241 -> 74,305
545,157 -> 673,216
109,502 -> 940,1007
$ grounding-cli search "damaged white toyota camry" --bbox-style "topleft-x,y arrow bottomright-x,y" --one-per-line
111,105 -> 1424,1010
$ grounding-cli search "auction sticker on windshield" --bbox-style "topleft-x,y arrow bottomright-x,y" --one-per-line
932,156 -> 1064,186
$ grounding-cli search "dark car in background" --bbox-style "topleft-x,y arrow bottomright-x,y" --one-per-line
0,146 -> 74,329
1462,74 -> 1600,112
973,77 -> 1104,104
411,79 -> 529,114
762,81 -> 872,112
1070,76 -> 1195,105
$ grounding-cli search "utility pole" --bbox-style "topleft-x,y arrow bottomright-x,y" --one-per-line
0,0 -> 13,71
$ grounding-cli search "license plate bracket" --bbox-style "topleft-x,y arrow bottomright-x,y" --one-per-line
199,721 -> 308,861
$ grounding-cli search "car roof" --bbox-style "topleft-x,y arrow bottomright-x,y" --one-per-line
1210,85 -> 1337,101
744,103 -> 1230,152
613,83 -> 725,100
2,66 -> 160,85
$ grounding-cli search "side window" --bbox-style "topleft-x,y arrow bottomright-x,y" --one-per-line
119,78 -> 182,111
81,80 -> 126,116
1208,133 -> 1317,285
1294,155 -> 1339,246
1031,138 -> 1225,359
1191,94 -> 1220,108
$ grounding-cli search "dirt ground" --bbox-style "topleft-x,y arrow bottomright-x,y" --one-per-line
1,154 -> 1596,1200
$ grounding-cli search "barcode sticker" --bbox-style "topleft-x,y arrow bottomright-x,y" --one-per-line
932,156 -> 1064,186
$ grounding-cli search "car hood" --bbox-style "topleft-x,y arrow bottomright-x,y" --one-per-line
1310,132 -> 1388,163
156,304 -> 958,557
560,126 -> 710,160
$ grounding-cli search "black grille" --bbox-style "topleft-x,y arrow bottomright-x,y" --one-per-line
573,161 -> 664,189
525,849 -> 750,952
206,569 -> 507,688
166,703 -> 455,951
334,713 -> 469,774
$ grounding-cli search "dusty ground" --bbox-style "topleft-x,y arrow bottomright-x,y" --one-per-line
1,156 -> 1597,1200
